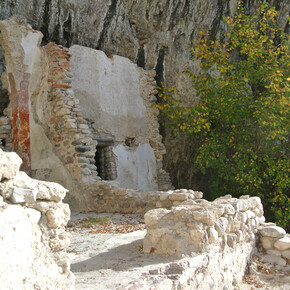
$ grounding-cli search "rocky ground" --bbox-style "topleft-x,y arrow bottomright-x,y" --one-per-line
67,212 -> 290,290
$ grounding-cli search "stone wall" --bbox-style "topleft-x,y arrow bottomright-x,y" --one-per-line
0,149 -> 75,289
144,194 -> 264,256
143,194 -> 289,288
257,225 -> 290,266
70,44 -> 171,192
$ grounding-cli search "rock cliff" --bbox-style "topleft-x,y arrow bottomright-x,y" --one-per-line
0,0 -> 289,189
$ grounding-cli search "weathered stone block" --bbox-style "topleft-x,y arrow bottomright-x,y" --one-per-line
220,203 -> 235,215
10,186 -> 37,203
274,236 -> 290,251
160,192 -> 169,201
55,108 -> 71,116
168,192 -> 188,201
49,232 -> 71,251
227,233 -> 237,248
192,209 -> 216,226
261,236 -> 273,250
144,208 -> 169,227
46,203 -> 70,228
208,227 -> 219,244
260,226 -> 286,238
0,149 -> 22,181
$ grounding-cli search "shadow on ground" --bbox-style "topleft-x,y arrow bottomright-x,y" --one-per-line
71,237 -> 175,273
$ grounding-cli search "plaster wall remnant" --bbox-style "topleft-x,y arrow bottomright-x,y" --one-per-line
70,45 -> 170,192
0,16 -> 43,174
0,149 -> 75,289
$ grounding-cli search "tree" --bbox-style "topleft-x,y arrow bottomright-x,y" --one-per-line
157,1 -> 289,230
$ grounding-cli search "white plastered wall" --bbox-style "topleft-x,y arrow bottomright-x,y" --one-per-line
70,45 -> 159,191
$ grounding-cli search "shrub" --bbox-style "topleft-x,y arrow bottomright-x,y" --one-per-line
158,1 -> 289,230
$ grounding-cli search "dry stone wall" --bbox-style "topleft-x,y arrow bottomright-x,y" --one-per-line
258,225 -> 290,266
143,194 -> 289,288
0,149 -> 75,289
144,194 -> 265,256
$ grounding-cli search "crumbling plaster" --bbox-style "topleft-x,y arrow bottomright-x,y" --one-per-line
70,45 -> 164,192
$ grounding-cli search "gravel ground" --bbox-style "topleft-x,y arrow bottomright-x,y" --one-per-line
67,212 -> 290,290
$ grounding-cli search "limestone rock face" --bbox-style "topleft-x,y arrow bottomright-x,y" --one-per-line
0,0 -> 289,188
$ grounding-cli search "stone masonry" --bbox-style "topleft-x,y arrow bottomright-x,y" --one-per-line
143,194 -> 290,289
258,225 -> 290,266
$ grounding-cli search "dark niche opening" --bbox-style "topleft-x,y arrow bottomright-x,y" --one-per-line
95,139 -> 117,181
0,45 -> 9,116
0,88 -> 9,116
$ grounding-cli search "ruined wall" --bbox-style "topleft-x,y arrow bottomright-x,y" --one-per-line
258,225 -> 290,266
0,149 -> 75,289
0,16 -> 90,210
0,0 -> 288,189
0,16 -> 173,212
143,194 -> 289,289
70,45 -> 170,192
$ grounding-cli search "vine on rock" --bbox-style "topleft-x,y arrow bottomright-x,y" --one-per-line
157,1 -> 289,229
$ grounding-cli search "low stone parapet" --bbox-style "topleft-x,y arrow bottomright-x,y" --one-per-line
143,194 -> 264,256
142,194 -> 269,288
258,224 -> 290,266
90,186 -> 202,213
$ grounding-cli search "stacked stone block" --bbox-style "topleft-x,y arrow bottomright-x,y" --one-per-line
43,43 -> 99,181
139,69 -> 172,191
156,189 -> 203,208
258,225 -> 290,266
143,194 -> 265,256
0,149 -> 74,289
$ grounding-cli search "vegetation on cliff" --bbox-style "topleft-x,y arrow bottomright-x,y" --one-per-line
158,1 -> 289,229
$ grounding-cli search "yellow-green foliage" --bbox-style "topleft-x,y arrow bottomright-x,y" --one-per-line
158,1 -> 289,230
